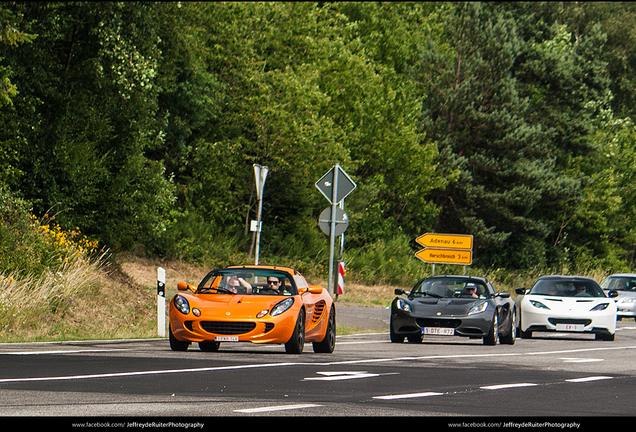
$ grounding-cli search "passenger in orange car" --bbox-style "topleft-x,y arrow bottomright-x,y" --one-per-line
225,275 -> 252,294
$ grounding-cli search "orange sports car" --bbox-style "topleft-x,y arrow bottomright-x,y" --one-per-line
168,265 -> 336,354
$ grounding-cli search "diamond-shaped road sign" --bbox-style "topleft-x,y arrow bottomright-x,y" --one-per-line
315,164 -> 357,205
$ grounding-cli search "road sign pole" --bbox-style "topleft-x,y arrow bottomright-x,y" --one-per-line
327,165 -> 340,296
253,164 -> 268,265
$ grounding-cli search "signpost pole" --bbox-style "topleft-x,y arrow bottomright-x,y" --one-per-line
253,164 -> 268,265
327,164 -> 340,296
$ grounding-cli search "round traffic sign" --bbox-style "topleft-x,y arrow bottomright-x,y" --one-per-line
318,207 -> 349,236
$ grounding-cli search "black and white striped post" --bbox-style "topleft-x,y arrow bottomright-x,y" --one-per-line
157,267 -> 166,337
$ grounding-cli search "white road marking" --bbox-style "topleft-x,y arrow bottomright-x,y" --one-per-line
565,376 -> 613,383
0,362 -> 300,384
234,404 -> 322,413
480,383 -> 538,390
559,357 -> 604,363
373,392 -> 443,400
304,371 -> 380,381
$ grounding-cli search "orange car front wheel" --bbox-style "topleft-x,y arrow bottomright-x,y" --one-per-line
285,308 -> 305,354
312,306 -> 336,353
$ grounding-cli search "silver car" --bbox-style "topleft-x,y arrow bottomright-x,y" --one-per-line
601,273 -> 636,320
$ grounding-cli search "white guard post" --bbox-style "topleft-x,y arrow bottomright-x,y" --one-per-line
157,267 -> 166,337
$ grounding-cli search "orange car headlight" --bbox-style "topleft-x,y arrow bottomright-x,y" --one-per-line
174,295 -> 190,315
270,297 -> 294,317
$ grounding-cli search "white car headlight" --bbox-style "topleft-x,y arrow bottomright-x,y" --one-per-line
396,298 -> 412,313
619,297 -> 636,303
468,301 -> 488,315
529,300 -> 550,310
590,303 -> 610,311
270,297 -> 294,317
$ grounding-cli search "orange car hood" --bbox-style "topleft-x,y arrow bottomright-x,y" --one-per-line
191,294 -> 295,315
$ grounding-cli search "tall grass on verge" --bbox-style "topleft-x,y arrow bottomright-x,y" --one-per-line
0,252 -> 105,338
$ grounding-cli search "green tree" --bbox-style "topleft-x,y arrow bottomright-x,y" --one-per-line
1,2 -> 174,250
417,2 -> 612,269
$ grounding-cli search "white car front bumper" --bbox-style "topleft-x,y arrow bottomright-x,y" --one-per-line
519,296 -> 617,335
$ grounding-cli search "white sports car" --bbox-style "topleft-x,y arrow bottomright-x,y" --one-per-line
600,273 -> 636,320
515,275 -> 618,341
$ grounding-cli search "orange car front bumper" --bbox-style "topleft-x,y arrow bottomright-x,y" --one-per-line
169,296 -> 300,345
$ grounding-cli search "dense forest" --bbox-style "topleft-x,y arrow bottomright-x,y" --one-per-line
3,2 -> 636,284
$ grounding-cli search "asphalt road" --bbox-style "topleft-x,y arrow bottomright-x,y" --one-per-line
1,305 -> 635,425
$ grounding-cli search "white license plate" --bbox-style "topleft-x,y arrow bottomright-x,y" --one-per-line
556,324 -> 584,332
423,327 -> 455,336
214,336 -> 239,341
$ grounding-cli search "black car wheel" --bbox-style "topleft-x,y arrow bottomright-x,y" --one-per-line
313,306 -> 336,353
285,309 -> 305,354
169,325 -> 190,352
407,333 -> 423,343
390,316 -> 405,343
199,341 -> 221,352
483,312 -> 498,345
499,308 -> 516,345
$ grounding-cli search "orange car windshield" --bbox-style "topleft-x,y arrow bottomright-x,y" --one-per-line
197,270 -> 297,296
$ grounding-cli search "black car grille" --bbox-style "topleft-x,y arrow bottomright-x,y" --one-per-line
416,318 -> 462,329
548,318 -> 592,326
200,321 -> 256,335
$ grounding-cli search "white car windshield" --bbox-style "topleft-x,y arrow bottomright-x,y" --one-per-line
601,276 -> 636,292
529,280 -> 605,297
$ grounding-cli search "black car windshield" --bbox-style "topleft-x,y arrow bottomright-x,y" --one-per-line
529,279 -> 605,297
411,278 -> 489,299
197,269 -> 297,296
601,276 -> 636,292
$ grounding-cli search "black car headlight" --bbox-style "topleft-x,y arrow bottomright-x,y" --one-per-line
468,301 -> 488,315
174,295 -> 190,315
396,298 -> 412,313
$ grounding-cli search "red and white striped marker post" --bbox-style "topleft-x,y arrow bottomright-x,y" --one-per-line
337,261 -> 345,295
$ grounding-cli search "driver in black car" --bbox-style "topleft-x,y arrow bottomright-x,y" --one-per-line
461,283 -> 479,298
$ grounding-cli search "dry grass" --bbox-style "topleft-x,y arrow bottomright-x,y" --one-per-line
0,253 -> 157,343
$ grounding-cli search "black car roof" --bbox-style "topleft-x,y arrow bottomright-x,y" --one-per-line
425,275 -> 490,282
537,275 -> 596,281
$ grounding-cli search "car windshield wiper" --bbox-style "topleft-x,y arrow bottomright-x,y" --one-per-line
422,291 -> 443,298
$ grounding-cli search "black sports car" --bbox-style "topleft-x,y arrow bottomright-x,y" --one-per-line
390,275 -> 516,345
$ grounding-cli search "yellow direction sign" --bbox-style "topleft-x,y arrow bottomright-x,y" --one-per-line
416,233 -> 473,250
415,248 -> 473,265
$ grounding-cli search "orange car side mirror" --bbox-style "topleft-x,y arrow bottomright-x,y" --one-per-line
300,286 -> 323,295
177,282 -> 196,293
